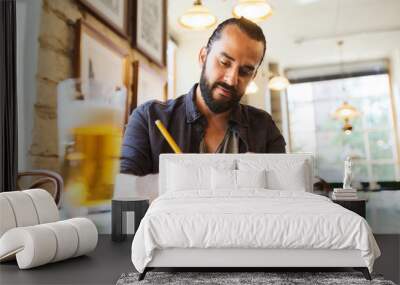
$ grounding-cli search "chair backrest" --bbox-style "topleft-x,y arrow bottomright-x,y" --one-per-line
159,153 -> 314,195
17,170 -> 63,206
0,189 -> 59,238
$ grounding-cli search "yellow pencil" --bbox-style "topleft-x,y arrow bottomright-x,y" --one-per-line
155,120 -> 183,154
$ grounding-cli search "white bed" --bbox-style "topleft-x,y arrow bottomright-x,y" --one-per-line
131,154 -> 380,280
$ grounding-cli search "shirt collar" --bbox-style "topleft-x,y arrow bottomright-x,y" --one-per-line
185,83 -> 248,127
185,84 -> 202,123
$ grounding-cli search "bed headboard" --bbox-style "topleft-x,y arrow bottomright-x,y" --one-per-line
159,153 -> 314,195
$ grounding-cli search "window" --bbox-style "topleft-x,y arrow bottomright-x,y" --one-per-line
286,68 -> 399,183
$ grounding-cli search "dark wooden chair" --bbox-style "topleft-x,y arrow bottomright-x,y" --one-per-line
16,170 -> 63,207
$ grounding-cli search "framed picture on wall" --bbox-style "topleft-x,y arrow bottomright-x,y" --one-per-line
75,20 -> 130,125
131,0 -> 167,67
79,0 -> 129,37
130,60 -> 167,112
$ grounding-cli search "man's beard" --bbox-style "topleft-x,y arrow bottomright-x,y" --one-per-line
199,66 -> 241,114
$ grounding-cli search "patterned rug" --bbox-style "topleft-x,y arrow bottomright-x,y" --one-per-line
116,271 -> 396,285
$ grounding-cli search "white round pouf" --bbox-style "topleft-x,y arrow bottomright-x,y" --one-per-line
0,190 -> 98,269
63,218 -> 98,257
0,225 -> 57,269
0,218 -> 98,269
0,191 -> 39,227
42,221 -> 79,262
0,196 -> 17,237
24,189 -> 59,224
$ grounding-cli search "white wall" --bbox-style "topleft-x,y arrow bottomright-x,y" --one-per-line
175,39 -> 203,97
16,0 -> 42,171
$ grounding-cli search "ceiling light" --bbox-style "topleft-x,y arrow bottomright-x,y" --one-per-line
179,0 -> 217,30
232,0 -> 273,23
333,101 -> 360,121
343,121 -> 353,135
344,128 -> 352,135
245,80 -> 259,94
269,75 -> 290,91
333,101 -> 360,134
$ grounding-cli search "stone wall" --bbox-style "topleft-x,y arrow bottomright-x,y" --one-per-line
30,0 -> 166,172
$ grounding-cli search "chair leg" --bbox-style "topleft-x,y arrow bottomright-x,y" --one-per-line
138,268 -> 148,281
354,267 -> 371,280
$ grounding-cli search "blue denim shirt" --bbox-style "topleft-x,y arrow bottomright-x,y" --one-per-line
120,84 -> 286,175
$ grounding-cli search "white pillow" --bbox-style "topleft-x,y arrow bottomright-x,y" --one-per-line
267,163 -> 307,191
238,159 -> 309,192
167,162 -> 210,191
211,168 -> 236,190
211,168 -> 267,191
166,160 -> 235,192
237,169 -> 267,189
164,158 -> 236,192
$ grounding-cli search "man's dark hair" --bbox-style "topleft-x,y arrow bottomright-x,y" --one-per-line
205,17 -> 267,66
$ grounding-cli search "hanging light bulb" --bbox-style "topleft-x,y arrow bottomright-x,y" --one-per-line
334,101 -> 360,121
332,41 -> 361,134
333,101 -> 360,134
179,0 -> 217,30
232,0 -> 273,23
269,75 -> 290,91
343,119 -> 353,135
245,80 -> 259,94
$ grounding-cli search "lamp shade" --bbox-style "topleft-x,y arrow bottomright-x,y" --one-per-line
333,101 -> 360,120
233,0 -> 273,22
269,75 -> 290,91
179,1 -> 217,30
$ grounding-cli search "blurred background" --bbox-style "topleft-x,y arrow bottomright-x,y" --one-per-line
14,0 -> 400,234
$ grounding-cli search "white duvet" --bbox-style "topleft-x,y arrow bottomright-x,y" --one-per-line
131,190 -> 380,273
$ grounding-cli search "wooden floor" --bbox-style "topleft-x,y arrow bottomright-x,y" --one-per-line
0,235 -> 398,285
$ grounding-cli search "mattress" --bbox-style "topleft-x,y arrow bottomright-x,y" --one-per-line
131,190 -> 380,273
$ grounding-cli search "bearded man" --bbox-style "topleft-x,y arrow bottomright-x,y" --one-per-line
120,17 -> 286,176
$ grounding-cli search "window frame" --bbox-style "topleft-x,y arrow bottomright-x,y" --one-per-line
284,62 -> 400,183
